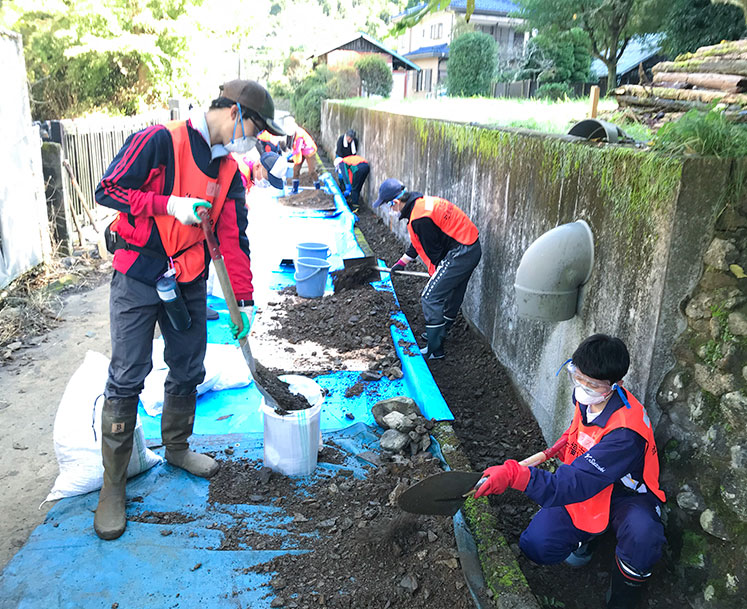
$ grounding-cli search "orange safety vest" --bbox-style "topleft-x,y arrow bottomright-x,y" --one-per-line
407,196 -> 479,275
562,388 -> 666,534
342,154 -> 366,166
291,127 -> 317,164
257,130 -> 277,153
111,120 -> 236,283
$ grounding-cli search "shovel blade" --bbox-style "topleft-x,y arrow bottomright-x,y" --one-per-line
398,471 -> 483,516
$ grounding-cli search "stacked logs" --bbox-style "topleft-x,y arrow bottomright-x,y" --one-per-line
615,40 -> 747,119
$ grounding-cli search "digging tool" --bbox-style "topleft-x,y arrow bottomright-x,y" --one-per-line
398,441 -> 567,516
373,265 -> 429,278
197,208 -> 280,410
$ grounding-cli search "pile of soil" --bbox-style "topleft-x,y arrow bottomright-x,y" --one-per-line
355,206 -> 689,609
267,285 -> 398,368
253,361 -> 311,413
278,189 -> 335,210
208,447 -> 474,609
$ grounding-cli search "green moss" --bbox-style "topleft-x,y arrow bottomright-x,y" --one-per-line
681,531 -> 708,567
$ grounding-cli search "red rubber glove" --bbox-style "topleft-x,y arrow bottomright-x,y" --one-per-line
473,460 -> 531,498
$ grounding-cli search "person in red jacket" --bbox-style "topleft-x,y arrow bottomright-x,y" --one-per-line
94,79 -> 284,541
474,335 -> 666,609
373,178 -> 481,359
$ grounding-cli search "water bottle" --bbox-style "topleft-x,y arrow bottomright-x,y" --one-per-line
156,269 -> 191,331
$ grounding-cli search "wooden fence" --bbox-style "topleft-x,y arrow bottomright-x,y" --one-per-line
40,111 -> 170,244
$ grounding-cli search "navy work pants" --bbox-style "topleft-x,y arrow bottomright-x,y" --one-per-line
105,271 -> 207,401
519,493 -> 665,574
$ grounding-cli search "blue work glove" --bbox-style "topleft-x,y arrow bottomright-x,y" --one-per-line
343,185 -> 352,197
229,305 -> 253,340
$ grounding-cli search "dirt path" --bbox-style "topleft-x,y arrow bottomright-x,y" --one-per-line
0,278 -> 111,569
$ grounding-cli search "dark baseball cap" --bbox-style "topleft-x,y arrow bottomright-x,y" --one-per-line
373,178 -> 406,208
260,152 -> 287,190
220,80 -> 285,136
346,129 -> 356,138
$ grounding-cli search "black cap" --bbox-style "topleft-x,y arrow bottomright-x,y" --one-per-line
220,80 -> 285,136
346,129 -> 356,139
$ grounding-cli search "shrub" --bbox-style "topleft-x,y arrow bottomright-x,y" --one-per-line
652,106 -> 747,157
327,66 -> 361,99
536,82 -> 572,100
447,32 -> 497,97
354,55 -> 393,97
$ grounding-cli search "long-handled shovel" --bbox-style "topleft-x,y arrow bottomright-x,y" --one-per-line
198,208 -> 280,409
397,439 -> 568,516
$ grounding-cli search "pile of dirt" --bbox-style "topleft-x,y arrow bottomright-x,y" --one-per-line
253,361 -> 311,413
208,447 -> 474,609
354,206 -> 690,609
267,285 -> 398,369
278,189 -> 335,210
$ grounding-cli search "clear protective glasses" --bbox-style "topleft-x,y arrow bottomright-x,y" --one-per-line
565,361 -> 612,397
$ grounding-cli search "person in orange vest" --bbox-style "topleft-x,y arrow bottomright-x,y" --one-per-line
256,129 -> 281,154
335,154 -> 369,212
94,79 -> 284,541
474,335 -> 667,609
287,120 -> 317,180
232,150 -> 286,192
373,178 -> 481,359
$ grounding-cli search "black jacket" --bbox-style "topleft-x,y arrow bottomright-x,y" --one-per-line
336,134 -> 359,158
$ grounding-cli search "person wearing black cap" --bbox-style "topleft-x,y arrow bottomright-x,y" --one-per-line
93,79 -> 284,541
335,129 -> 359,161
373,178 -> 481,360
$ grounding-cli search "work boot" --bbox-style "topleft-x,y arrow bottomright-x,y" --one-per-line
161,392 -> 220,478
564,539 -> 595,567
606,557 -> 649,609
94,397 -> 139,540
420,324 -> 445,360
420,316 -> 456,343
206,305 -> 219,321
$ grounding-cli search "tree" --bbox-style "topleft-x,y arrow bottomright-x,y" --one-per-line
390,0 -> 478,36
447,31 -> 498,96
1,0 -> 197,119
713,0 -> 747,24
520,28 -> 592,85
662,0 -> 747,57
513,0 -> 667,92
354,55 -> 393,97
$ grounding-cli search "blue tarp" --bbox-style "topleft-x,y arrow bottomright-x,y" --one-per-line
0,171 -> 454,608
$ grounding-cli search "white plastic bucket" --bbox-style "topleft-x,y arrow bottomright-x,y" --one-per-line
261,399 -> 322,476
294,257 -> 330,298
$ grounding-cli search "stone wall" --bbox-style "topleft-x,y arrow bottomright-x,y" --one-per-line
322,101 -> 747,607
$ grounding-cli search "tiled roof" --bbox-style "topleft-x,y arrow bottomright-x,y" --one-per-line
404,43 -> 450,58
393,0 -> 519,19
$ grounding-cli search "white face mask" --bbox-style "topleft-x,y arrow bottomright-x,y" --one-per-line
254,178 -> 270,189
224,104 -> 257,154
574,385 -> 609,406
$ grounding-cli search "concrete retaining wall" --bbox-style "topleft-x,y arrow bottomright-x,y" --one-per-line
321,102 -> 731,441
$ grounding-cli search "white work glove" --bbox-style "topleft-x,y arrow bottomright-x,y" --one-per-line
167,196 -> 212,225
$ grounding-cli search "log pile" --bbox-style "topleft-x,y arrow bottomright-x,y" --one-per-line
614,39 -> 747,121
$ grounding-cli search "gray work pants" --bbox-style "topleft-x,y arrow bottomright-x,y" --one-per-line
421,240 -> 482,326
105,271 -> 207,400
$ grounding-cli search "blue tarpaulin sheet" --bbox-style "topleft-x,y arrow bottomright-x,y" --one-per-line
0,171 -> 454,608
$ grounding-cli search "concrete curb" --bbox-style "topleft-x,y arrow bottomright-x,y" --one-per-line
433,422 -> 541,609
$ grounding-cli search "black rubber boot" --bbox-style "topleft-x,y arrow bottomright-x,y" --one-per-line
420,316 -> 456,342
420,324 -> 446,360
162,393 -> 220,478
94,397 -> 138,540
206,306 -> 219,321
607,557 -> 648,609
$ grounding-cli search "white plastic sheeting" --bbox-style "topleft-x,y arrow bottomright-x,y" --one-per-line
0,28 -> 50,289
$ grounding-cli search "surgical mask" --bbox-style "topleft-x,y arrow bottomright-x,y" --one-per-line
224,102 -> 257,154
254,178 -> 270,189
574,385 -> 610,406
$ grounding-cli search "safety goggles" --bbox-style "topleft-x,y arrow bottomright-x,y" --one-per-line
558,360 -> 612,395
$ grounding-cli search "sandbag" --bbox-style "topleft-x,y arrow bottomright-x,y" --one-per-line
45,351 -> 161,503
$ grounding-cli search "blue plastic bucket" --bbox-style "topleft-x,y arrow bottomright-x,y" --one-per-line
294,257 -> 330,298
296,242 -> 330,260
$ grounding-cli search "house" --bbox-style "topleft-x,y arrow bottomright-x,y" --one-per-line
591,34 -> 666,91
393,0 -> 529,97
310,32 -> 421,100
